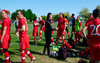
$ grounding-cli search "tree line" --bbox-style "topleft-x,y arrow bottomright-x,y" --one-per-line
0,5 -> 100,21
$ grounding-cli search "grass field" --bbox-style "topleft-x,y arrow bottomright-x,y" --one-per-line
0,22 -> 90,63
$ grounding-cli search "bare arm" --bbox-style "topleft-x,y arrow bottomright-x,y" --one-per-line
18,25 -> 25,31
82,27 -> 89,41
1,26 -> 7,39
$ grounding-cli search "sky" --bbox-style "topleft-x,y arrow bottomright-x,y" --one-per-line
0,0 -> 100,18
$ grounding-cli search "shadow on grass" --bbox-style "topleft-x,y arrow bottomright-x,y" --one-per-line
30,50 -> 44,55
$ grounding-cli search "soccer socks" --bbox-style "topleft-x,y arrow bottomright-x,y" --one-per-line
67,32 -> 70,37
60,36 -> 62,42
4,51 -> 10,63
56,37 -> 58,45
51,37 -> 54,43
76,37 -> 80,44
21,53 -> 25,63
40,31 -> 42,40
34,37 -> 36,44
63,39 -> 66,44
25,50 -> 33,59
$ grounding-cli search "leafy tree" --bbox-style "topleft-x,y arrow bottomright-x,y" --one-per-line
52,14 -> 59,21
79,7 -> 89,20
27,9 -> 36,21
0,12 -> 3,20
41,15 -> 47,21
96,5 -> 100,11
64,12 -> 71,17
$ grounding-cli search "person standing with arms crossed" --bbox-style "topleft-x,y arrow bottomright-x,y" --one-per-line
43,13 -> 57,56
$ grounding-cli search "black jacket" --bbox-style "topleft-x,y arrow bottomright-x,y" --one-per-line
72,17 -> 75,26
45,19 -> 56,37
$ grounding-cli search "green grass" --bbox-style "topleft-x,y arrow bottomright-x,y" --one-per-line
0,22 -> 90,63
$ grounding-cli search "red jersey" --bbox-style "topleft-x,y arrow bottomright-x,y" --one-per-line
51,20 -> 54,24
1,17 -> 11,36
33,21 -> 38,30
18,18 -> 28,36
39,20 -> 45,28
85,18 -> 100,44
58,18 -> 66,29
85,18 -> 93,26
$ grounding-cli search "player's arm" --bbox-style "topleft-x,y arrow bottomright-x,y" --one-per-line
18,25 -> 25,31
82,27 -> 90,41
1,26 -> 7,43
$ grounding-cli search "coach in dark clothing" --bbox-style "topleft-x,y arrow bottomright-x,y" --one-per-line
71,14 -> 75,39
43,13 -> 57,56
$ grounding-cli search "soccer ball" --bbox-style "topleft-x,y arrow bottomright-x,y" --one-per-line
52,51 -> 57,57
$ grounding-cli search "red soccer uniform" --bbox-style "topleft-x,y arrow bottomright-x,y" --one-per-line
1,17 -> 11,49
85,18 -> 100,60
33,20 -> 38,37
18,18 -> 29,50
51,20 -> 54,34
39,20 -> 45,32
85,18 -> 94,27
57,18 -> 66,36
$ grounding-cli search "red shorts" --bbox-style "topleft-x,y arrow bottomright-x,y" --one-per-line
75,31 -> 81,38
89,43 -> 100,60
57,28 -> 66,36
51,31 -> 53,34
2,35 -> 11,49
19,35 -> 29,50
40,26 -> 45,32
33,29 -> 38,37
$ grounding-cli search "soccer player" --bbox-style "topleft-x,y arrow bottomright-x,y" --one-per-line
56,12 -> 66,45
70,14 -> 75,39
17,10 -> 35,63
65,16 -> 70,37
82,9 -> 100,63
43,13 -> 57,56
75,16 -> 82,44
50,20 -> 55,45
39,17 -> 45,41
0,9 -> 11,63
33,17 -> 39,46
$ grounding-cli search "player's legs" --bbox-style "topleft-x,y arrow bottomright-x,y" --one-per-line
66,26 -> 70,37
34,36 -> 37,45
39,29 -> 42,40
62,35 -> 66,44
20,49 -> 26,63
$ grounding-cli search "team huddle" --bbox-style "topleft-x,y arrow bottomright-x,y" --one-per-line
0,8 -> 100,63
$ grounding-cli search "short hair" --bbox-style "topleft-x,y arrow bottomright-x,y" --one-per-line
34,17 -> 37,21
93,9 -> 99,18
65,16 -> 68,19
72,14 -> 75,16
47,13 -> 52,19
18,10 -> 24,15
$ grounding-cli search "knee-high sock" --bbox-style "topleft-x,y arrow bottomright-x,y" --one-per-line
25,50 -> 33,59
71,33 -> 73,39
21,53 -> 25,63
56,37 -> 58,45
34,37 -> 36,44
60,36 -> 62,42
51,37 -> 54,43
4,51 -> 10,63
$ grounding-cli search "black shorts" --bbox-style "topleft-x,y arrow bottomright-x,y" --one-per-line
72,26 -> 75,32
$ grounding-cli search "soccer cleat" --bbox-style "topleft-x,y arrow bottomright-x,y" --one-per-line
31,57 -> 36,63
34,43 -> 37,46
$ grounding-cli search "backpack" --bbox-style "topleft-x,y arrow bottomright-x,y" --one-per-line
57,47 -> 67,60
68,38 -> 76,48
67,49 -> 77,58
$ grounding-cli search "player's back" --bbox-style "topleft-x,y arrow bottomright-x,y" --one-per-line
88,18 -> 100,44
